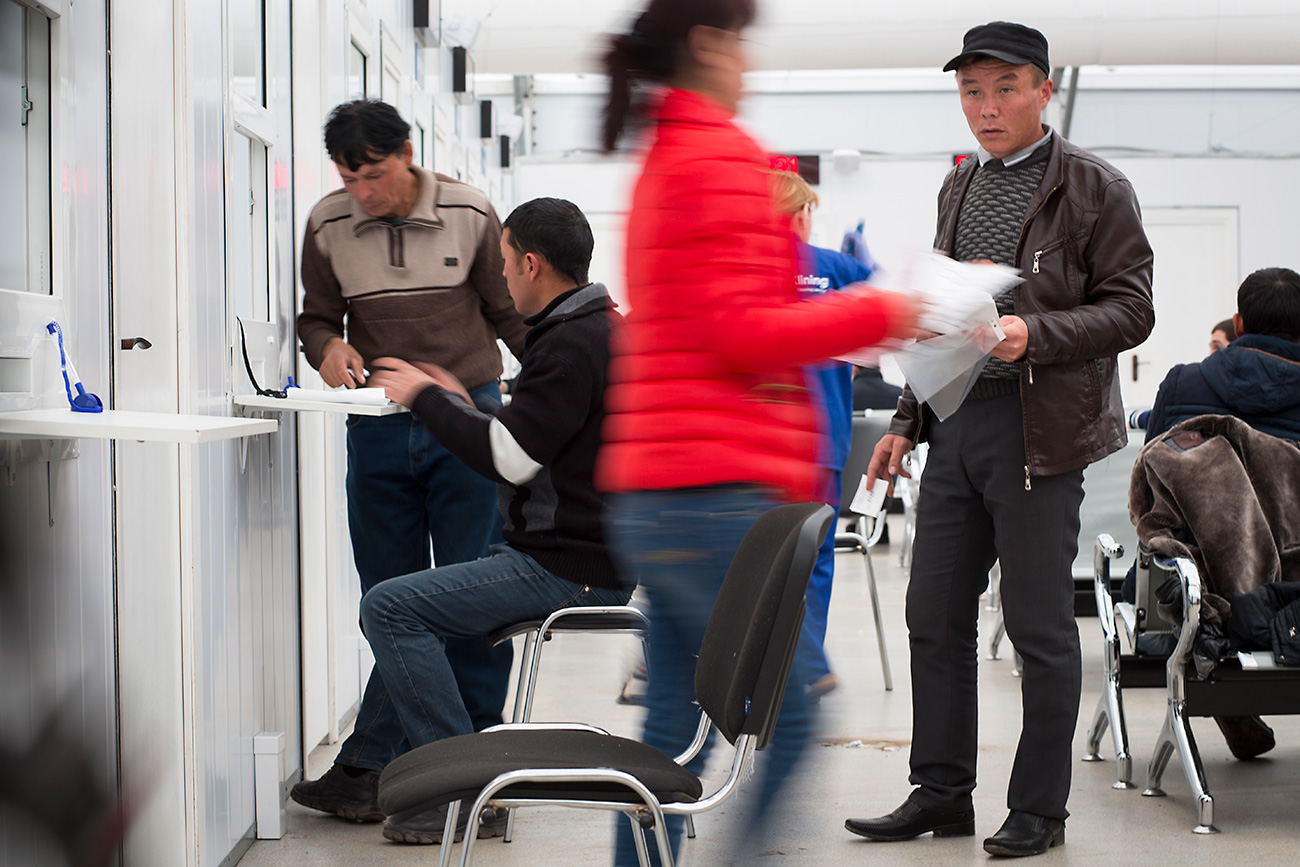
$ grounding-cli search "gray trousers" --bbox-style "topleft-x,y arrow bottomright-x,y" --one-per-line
906,392 -> 1085,820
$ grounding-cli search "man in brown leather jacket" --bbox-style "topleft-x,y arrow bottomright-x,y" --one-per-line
845,22 -> 1154,857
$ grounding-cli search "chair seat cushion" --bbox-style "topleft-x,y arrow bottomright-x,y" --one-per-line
378,729 -> 704,818
487,611 -> 646,646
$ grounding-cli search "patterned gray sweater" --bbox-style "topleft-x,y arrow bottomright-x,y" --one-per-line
953,144 -> 1049,397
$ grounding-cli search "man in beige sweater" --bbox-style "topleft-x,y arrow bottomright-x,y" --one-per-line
292,99 -> 528,826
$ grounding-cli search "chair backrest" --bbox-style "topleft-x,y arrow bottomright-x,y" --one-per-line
694,502 -> 834,750
840,412 -> 893,516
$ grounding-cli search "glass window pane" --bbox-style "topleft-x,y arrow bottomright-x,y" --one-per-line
0,0 -> 27,292
230,0 -> 265,105
0,1 -> 51,295
347,43 -> 366,101
230,137 -> 254,322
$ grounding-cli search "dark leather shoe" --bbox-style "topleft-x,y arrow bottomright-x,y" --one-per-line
983,811 -> 1065,856
845,799 -> 975,841
290,763 -> 383,822
382,803 -> 507,845
1215,715 -> 1275,760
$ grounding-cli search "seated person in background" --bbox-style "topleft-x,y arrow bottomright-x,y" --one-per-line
1208,317 -> 1237,354
1145,268 -> 1300,444
1127,314 -> 1241,430
853,364 -> 903,412
357,197 -> 632,843
769,168 -> 873,699
1132,266 -> 1300,759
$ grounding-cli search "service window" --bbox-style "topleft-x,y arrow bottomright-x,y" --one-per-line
0,0 -> 52,294
228,0 -> 275,330
230,0 -> 266,106
347,40 -> 368,101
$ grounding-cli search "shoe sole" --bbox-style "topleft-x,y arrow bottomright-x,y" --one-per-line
845,819 -> 975,841
382,820 -> 509,845
290,791 -> 384,823
982,829 -> 1065,857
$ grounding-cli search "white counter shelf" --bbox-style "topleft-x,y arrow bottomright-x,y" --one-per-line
0,408 -> 277,443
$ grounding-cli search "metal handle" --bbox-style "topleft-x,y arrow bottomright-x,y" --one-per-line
120,337 -> 153,350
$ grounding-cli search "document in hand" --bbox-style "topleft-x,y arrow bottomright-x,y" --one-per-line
835,250 -> 1020,421
892,250 -> 1019,420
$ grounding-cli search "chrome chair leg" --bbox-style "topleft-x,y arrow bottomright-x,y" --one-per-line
1143,707 -> 1176,798
630,813 -> 652,867
1082,692 -> 1109,761
438,801 -> 460,867
863,546 -> 893,691
685,815 -> 696,839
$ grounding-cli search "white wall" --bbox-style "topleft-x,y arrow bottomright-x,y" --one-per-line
0,6 -> 117,866
513,71 -> 1300,390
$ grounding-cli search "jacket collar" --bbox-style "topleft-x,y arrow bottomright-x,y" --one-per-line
525,282 -> 611,327
656,87 -> 737,128
350,165 -> 443,235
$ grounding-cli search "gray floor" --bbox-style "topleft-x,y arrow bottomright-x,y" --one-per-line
241,517 -> 1300,866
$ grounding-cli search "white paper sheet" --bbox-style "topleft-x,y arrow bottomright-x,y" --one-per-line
283,386 -> 391,407
837,249 -> 1021,421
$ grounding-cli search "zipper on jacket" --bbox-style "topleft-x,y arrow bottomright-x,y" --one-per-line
1014,184 -> 1058,486
1031,238 -> 1068,275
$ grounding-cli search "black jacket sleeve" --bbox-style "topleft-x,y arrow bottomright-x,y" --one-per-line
409,337 -> 596,485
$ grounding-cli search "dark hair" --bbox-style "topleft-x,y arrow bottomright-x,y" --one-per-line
323,100 -> 411,171
1237,267 -> 1300,341
1211,318 -> 1237,342
502,198 -> 594,286
601,0 -> 757,152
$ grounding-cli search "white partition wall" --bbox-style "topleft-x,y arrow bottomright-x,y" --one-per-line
0,4 -> 117,865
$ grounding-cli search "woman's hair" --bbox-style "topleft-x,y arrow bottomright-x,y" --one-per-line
766,169 -> 818,216
601,0 -> 757,152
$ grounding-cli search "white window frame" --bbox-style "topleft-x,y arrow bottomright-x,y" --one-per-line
346,2 -> 376,101
226,0 -> 278,393
379,23 -> 404,113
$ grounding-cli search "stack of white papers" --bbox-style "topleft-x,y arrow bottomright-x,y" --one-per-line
837,249 -> 1021,421
284,386 -> 391,406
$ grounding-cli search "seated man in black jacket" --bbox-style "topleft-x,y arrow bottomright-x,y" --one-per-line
329,198 -> 630,843
1138,266 -> 1300,759
1145,267 -> 1300,444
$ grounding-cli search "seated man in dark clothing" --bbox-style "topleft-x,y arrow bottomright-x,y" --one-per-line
1145,267 -> 1300,444
1134,266 -> 1300,759
295,198 -> 631,844
852,365 -> 903,412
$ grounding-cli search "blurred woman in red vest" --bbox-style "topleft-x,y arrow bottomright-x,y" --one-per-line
597,1 -> 916,862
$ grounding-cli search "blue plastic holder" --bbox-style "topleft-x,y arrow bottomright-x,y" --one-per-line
47,321 -> 103,413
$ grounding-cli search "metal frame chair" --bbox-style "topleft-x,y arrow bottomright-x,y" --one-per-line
834,503 -> 892,690
485,604 -> 650,841
1086,537 -> 1300,833
1082,536 -> 1177,789
377,502 -> 835,867
836,412 -> 895,690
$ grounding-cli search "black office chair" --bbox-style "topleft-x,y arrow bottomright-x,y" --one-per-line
837,412 -> 894,690
377,502 -> 835,867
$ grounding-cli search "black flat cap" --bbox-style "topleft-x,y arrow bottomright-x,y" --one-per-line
943,21 -> 1050,77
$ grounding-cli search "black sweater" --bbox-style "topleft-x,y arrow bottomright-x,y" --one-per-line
411,283 -> 623,590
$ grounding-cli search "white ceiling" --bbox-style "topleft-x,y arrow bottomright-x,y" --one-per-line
440,0 -> 1300,75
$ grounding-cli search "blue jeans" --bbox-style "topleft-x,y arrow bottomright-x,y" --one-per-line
337,382 -> 514,771
796,469 -> 840,683
606,486 -> 815,867
361,545 -> 631,746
